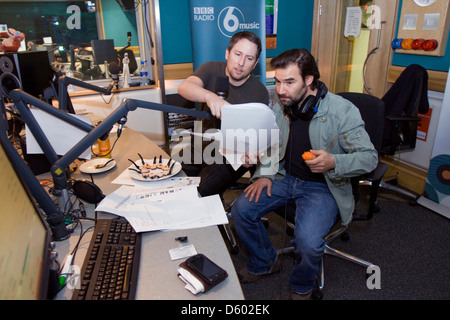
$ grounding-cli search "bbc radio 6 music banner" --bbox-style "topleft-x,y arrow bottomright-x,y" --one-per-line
188,0 -> 266,84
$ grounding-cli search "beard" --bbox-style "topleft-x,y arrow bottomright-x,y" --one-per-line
278,83 -> 308,112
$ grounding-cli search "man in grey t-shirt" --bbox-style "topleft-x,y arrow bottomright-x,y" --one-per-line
177,31 -> 269,197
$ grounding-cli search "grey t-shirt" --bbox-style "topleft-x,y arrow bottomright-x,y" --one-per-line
193,61 -> 269,129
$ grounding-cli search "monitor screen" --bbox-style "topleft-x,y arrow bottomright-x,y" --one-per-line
0,135 -> 51,300
91,39 -> 117,65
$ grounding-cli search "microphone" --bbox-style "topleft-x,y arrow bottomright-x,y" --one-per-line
127,31 -> 131,45
108,61 -> 120,92
215,75 -> 229,100
117,115 -> 127,138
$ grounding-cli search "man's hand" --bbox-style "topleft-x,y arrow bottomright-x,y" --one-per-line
244,177 -> 272,203
241,152 -> 258,168
205,91 -> 230,119
177,75 -> 229,119
304,149 -> 335,173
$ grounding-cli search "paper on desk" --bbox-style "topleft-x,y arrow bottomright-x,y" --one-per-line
112,169 -> 200,189
95,185 -> 228,232
26,109 -> 92,159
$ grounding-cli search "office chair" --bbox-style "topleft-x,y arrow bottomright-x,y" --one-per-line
274,92 -> 388,299
379,64 -> 429,200
337,92 -> 389,220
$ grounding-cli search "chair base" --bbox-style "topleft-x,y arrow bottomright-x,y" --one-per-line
319,244 -> 374,288
222,222 -> 239,254
379,180 -> 418,201
276,224 -> 374,297
360,178 -> 418,201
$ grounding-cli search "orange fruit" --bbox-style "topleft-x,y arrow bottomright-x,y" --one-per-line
302,151 -> 316,160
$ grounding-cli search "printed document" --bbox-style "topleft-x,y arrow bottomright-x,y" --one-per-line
95,185 -> 228,232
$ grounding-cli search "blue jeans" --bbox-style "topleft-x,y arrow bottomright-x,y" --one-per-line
232,174 -> 339,294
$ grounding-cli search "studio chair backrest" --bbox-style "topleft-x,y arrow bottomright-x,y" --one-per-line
381,64 -> 429,155
336,92 -> 385,154
336,92 -> 388,220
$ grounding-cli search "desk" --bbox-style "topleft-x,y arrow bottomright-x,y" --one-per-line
54,128 -> 244,300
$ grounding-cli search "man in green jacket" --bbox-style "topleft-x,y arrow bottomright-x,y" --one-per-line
231,49 -> 378,299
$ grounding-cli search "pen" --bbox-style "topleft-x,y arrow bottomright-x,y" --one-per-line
59,254 -> 73,287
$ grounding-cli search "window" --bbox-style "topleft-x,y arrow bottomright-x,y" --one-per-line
1,0 -> 145,81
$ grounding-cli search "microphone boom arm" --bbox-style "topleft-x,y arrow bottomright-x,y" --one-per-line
58,76 -> 114,112
9,88 -> 210,240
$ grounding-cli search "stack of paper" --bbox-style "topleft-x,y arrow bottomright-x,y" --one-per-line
95,181 -> 228,233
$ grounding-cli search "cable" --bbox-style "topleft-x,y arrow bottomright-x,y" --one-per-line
55,218 -> 96,294
99,91 -> 115,104
90,131 -> 120,158
362,22 -> 385,96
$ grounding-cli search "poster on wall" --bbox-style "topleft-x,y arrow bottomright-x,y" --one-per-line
417,67 -> 450,218
188,0 -> 266,84
265,0 -> 278,49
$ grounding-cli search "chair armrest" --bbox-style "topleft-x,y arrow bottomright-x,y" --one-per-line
386,115 -> 422,122
364,162 -> 388,183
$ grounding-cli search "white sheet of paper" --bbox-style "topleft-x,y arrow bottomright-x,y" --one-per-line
95,185 -> 228,232
186,103 -> 279,170
344,6 -> 362,37
169,244 -> 197,261
220,103 -> 279,169
26,108 -> 92,159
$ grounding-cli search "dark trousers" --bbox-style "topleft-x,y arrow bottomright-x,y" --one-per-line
182,162 -> 253,197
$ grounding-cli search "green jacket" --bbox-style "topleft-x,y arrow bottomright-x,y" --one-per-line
253,92 -> 378,225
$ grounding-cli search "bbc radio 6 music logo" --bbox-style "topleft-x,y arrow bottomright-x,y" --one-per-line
218,6 -> 260,38
193,6 -> 215,21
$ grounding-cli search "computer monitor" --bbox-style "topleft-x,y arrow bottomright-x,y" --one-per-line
0,51 -> 53,99
0,133 -> 52,300
91,39 -> 118,66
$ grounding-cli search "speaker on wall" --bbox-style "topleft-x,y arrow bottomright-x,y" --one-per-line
0,51 -> 52,99
116,0 -> 135,11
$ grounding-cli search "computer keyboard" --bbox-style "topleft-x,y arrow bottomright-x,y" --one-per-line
71,218 -> 141,300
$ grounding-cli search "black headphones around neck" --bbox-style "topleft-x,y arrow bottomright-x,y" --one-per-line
285,81 -> 328,121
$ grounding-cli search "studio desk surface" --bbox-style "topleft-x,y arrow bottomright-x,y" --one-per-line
54,128 -> 244,300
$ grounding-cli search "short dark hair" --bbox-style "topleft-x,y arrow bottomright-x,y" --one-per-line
227,31 -> 262,59
270,49 -> 320,90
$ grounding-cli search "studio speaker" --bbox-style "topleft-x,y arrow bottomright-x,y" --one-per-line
0,51 -> 52,99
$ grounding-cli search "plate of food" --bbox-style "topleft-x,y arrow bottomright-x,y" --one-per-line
80,158 -> 117,174
128,154 -> 181,181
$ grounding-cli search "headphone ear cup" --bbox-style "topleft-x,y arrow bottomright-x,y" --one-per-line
286,104 -> 298,121
297,95 -> 317,121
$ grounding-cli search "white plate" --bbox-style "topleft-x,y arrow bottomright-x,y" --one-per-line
80,158 -> 117,174
128,158 -> 182,181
